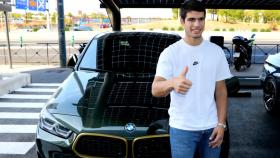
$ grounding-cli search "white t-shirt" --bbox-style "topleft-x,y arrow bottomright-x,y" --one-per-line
155,39 -> 232,131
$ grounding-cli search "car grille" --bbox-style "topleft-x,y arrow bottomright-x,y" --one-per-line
72,133 -> 128,158
132,134 -> 171,158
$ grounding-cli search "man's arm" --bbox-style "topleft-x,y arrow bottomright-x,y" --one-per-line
152,76 -> 174,97
152,67 -> 192,97
209,80 -> 228,148
215,80 -> 228,125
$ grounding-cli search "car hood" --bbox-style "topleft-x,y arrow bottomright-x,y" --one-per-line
46,70 -> 96,116
266,52 -> 280,68
44,71 -> 167,135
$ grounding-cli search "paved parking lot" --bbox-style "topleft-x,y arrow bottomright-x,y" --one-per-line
1,65 -> 280,158
228,89 -> 280,158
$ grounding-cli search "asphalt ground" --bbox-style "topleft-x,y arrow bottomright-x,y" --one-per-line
1,64 -> 280,158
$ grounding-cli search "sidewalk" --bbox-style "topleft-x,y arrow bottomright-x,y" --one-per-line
0,64 -> 59,73
0,64 -> 72,96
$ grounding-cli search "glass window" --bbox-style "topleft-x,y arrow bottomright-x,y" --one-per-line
78,39 -> 97,69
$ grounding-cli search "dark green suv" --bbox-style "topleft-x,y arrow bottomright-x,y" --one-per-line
36,31 -> 233,158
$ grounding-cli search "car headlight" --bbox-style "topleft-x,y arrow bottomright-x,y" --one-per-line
39,108 -> 73,139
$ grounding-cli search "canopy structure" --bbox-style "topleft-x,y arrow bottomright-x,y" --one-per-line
100,0 -> 280,31
101,0 -> 280,10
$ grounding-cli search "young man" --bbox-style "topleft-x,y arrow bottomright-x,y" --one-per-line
152,0 -> 232,157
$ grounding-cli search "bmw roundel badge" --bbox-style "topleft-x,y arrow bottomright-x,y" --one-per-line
124,123 -> 136,132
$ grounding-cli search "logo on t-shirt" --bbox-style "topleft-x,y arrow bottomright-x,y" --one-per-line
193,61 -> 199,66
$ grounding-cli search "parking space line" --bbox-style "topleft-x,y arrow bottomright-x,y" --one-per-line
0,142 -> 35,154
0,102 -> 45,108
0,125 -> 37,133
29,83 -> 61,86
0,112 -> 39,119
16,88 -> 57,92
0,94 -> 51,99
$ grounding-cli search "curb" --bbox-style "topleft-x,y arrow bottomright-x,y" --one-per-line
0,73 -> 31,96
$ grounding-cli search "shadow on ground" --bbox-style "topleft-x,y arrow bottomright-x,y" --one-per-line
23,67 -> 72,83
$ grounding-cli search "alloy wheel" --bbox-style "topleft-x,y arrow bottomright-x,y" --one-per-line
263,78 -> 278,112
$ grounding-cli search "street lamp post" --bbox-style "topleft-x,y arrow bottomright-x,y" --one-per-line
1,0 -> 12,68
57,0 -> 66,67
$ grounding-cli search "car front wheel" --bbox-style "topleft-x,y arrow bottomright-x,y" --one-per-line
263,77 -> 278,113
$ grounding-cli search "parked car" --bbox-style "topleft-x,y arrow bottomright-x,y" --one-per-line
100,23 -> 110,28
36,31 -> 232,158
73,25 -> 93,31
260,52 -> 280,113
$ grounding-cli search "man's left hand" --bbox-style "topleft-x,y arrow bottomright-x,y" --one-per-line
208,126 -> 225,148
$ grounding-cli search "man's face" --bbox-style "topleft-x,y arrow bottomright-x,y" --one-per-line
181,11 -> 205,39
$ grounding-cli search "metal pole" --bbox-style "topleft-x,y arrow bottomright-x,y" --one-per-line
57,0 -> 66,67
3,1 -> 12,69
25,44 -> 27,63
3,45 -> 6,64
46,43 -> 49,65
46,0 -> 51,31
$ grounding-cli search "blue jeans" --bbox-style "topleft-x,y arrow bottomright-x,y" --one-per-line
170,127 -> 221,158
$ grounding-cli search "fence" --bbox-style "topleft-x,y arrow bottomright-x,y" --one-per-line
0,42 -> 85,65
224,43 -> 279,65
0,42 -> 279,65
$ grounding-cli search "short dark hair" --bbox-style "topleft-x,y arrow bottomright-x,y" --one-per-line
180,0 -> 206,21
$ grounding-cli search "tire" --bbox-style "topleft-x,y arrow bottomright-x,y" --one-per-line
263,77 -> 279,113
246,60 -> 251,68
234,63 -> 241,71
225,76 -> 240,96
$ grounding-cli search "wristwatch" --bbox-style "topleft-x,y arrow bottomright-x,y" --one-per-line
217,123 -> 227,129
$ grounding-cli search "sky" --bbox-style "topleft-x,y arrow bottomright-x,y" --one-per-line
11,0 -> 173,18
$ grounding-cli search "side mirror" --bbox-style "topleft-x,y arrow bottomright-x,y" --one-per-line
78,43 -> 87,53
67,54 -> 78,68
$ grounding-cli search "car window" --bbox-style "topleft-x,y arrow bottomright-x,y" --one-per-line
78,39 -> 97,69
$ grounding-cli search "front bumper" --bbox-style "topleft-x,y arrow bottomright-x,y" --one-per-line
36,126 -> 76,158
36,126 -> 171,158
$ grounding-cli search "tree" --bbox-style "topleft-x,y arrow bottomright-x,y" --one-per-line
172,8 -> 179,20
51,12 -> 57,24
217,9 -> 244,23
263,10 -> 280,23
11,13 -> 22,19
208,9 -> 217,21
66,12 -> 73,26
217,9 -> 230,22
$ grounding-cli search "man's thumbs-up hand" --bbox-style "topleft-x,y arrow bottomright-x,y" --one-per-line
172,66 -> 192,94
179,66 -> 189,78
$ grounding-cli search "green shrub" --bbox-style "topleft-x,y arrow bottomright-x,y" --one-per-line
222,28 -> 226,31
170,27 -> 175,31
178,26 -> 184,31
132,28 -> 136,30
251,28 -> 258,32
32,27 -> 39,32
162,26 -> 169,31
229,28 -> 235,31
266,28 -> 271,32
260,28 -> 266,32
214,28 -> 220,31
149,28 -> 154,31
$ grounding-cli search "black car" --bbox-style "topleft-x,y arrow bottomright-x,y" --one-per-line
260,52 -> 280,113
36,31 -> 234,158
